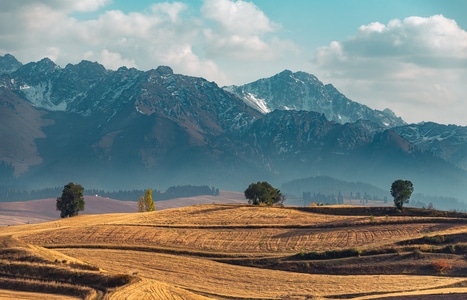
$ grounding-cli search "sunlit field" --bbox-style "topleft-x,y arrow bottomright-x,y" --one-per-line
2,203 -> 467,299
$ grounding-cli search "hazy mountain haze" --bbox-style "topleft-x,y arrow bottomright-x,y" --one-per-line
1,54 -> 466,211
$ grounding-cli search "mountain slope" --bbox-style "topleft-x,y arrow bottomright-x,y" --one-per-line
225,70 -> 405,128
0,55 -> 261,189
231,110 -> 467,199
0,54 -> 22,74
0,54 -> 466,205
0,88 -> 51,177
393,122 -> 467,171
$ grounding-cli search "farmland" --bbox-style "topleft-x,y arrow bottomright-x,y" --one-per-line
2,202 -> 467,299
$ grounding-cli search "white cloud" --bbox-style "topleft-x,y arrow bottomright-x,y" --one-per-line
0,0 -> 110,13
0,1 -> 231,84
201,0 -> 274,35
70,0 -> 111,12
201,0 -> 297,61
314,15 -> 467,125
0,0 -> 301,86
151,2 -> 187,23
99,49 -> 137,70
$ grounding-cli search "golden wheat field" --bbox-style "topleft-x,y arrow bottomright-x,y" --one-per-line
2,203 -> 467,299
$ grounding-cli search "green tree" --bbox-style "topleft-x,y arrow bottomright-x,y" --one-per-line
56,182 -> 85,218
244,181 -> 284,206
390,179 -> 414,210
138,189 -> 155,212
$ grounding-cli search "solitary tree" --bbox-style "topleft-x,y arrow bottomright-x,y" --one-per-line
138,189 -> 155,212
56,182 -> 85,218
390,179 -> 414,210
244,181 -> 283,206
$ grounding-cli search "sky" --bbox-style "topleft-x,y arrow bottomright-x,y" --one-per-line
1,0 -> 467,125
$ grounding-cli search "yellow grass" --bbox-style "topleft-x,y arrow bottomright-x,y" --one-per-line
2,204 -> 467,299
12,222 -> 459,254
58,248 -> 467,299
109,278 -> 212,300
4,205 -> 466,255
358,288 -> 467,300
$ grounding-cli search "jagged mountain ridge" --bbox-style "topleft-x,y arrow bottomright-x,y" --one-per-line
0,54 -> 22,75
225,70 -> 405,128
233,110 -> 467,198
0,54 -> 466,203
393,122 -> 467,171
225,69 -> 467,173
0,54 -> 262,189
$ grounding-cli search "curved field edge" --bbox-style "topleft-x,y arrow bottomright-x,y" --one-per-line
0,236 -> 134,300
57,248 -> 467,300
16,222 -> 467,255
3,204 -> 467,299
109,278 -> 213,300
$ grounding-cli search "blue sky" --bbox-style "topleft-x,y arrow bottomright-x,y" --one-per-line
1,0 -> 466,125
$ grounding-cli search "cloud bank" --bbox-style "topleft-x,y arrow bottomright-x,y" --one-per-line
0,0 -> 294,86
314,15 -> 467,125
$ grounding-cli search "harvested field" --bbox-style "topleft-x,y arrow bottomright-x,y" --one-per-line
7,205 -> 467,254
58,248 -> 467,299
14,222 -> 461,254
108,278 -> 212,300
2,203 -> 467,299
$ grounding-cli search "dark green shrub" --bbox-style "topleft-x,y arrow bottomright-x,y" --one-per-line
422,235 -> 445,245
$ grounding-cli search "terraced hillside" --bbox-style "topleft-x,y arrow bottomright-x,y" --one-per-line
2,204 -> 467,299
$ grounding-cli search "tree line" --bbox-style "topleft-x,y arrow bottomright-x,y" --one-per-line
0,184 -> 219,202
302,191 -> 389,206
282,175 -> 389,200
246,179 -> 414,211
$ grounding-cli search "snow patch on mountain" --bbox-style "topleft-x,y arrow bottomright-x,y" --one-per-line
243,92 -> 270,114
224,86 -> 271,114
227,70 -> 406,128
20,82 -> 67,111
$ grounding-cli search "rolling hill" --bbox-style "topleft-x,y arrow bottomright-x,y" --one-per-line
0,191 -> 245,226
2,202 -> 467,299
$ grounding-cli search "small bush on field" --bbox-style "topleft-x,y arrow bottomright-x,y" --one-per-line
422,235 -> 445,245
445,244 -> 456,254
431,260 -> 452,274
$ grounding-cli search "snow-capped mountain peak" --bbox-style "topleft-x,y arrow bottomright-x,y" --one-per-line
225,70 -> 406,128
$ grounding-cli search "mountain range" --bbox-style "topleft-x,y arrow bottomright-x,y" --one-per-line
1,54 -> 466,206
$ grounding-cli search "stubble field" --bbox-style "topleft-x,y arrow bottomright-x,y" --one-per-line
2,203 -> 467,299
